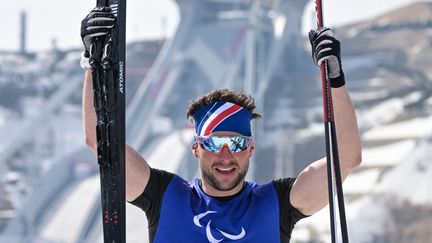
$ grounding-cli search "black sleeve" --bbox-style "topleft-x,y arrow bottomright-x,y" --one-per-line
129,168 -> 175,242
272,178 -> 309,242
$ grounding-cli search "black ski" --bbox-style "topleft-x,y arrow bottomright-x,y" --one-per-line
89,0 -> 126,242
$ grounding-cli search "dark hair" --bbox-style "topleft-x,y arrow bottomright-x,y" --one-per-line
186,88 -> 262,120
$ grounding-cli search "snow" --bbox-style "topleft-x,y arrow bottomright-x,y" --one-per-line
40,176 -> 100,242
345,197 -> 391,243
357,98 -> 404,128
294,190 -> 394,243
294,205 -> 332,237
343,168 -> 381,195
2,171 -> 22,184
357,92 -> 423,129
126,203 -> 150,243
350,89 -> 389,103
361,139 -> 416,167
426,96 -> 432,107
404,91 -> 422,103
363,115 -> 432,141
375,137 -> 432,205
345,142 -> 432,242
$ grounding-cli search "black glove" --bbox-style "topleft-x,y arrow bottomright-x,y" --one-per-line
309,28 -> 345,88
80,7 -> 115,57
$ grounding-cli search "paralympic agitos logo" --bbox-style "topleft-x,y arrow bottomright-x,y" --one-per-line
193,211 -> 246,243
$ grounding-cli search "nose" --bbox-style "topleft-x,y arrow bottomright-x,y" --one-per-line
218,144 -> 234,158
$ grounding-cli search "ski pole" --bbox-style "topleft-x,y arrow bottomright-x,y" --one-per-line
314,0 -> 349,242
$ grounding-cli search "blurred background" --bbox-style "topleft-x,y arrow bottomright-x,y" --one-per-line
1,0 -> 431,242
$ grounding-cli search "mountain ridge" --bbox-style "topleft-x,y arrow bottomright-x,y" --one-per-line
341,1 -> 432,31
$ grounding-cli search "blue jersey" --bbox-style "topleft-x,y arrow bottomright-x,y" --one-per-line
130,168 -> 307,243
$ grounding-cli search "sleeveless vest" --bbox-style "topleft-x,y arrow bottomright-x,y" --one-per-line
153,176 -> 281,243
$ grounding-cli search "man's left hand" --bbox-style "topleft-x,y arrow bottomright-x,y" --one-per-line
309,28 -> 345,88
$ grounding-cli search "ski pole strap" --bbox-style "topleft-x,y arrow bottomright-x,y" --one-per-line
330,70 -> 345,88
80,51 -> 91,69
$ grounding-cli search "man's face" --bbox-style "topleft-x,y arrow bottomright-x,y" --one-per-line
194,131 -> 255,195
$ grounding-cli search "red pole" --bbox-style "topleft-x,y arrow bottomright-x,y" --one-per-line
314,1 -> 349,242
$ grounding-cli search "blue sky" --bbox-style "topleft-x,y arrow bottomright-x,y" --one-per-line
0,0 -> 427,51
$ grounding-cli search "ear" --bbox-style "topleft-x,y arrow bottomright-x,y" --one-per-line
191,144 -> 199,158
248,142 -> 255,157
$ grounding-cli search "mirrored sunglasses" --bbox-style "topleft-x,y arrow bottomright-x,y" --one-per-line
196,135 -> 252,153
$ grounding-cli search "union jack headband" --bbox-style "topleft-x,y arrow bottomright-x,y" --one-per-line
193,101 -> 252,136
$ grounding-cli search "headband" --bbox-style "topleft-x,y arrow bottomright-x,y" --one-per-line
193,101 -> 252,136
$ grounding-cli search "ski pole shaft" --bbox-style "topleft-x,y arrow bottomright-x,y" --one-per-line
314,1 -> 349,242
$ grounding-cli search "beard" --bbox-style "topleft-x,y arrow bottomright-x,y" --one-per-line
201,159 -> 249,192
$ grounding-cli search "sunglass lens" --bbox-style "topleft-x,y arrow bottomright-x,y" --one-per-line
201,137 -> 219,152
229,136 -> 249,152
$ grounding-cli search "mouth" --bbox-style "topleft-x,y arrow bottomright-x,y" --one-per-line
215,167 -> 236,175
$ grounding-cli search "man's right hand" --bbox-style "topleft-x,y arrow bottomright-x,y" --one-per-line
80,7 -> 115,56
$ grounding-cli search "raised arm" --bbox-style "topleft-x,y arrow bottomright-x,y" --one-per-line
289,28 -> 362,216
81,7 -> 150,202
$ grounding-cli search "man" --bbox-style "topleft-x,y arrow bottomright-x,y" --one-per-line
81,7 -> 361,243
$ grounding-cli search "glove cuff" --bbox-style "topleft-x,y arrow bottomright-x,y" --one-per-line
330,70 -> 345,88
80,51 -> 91,70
